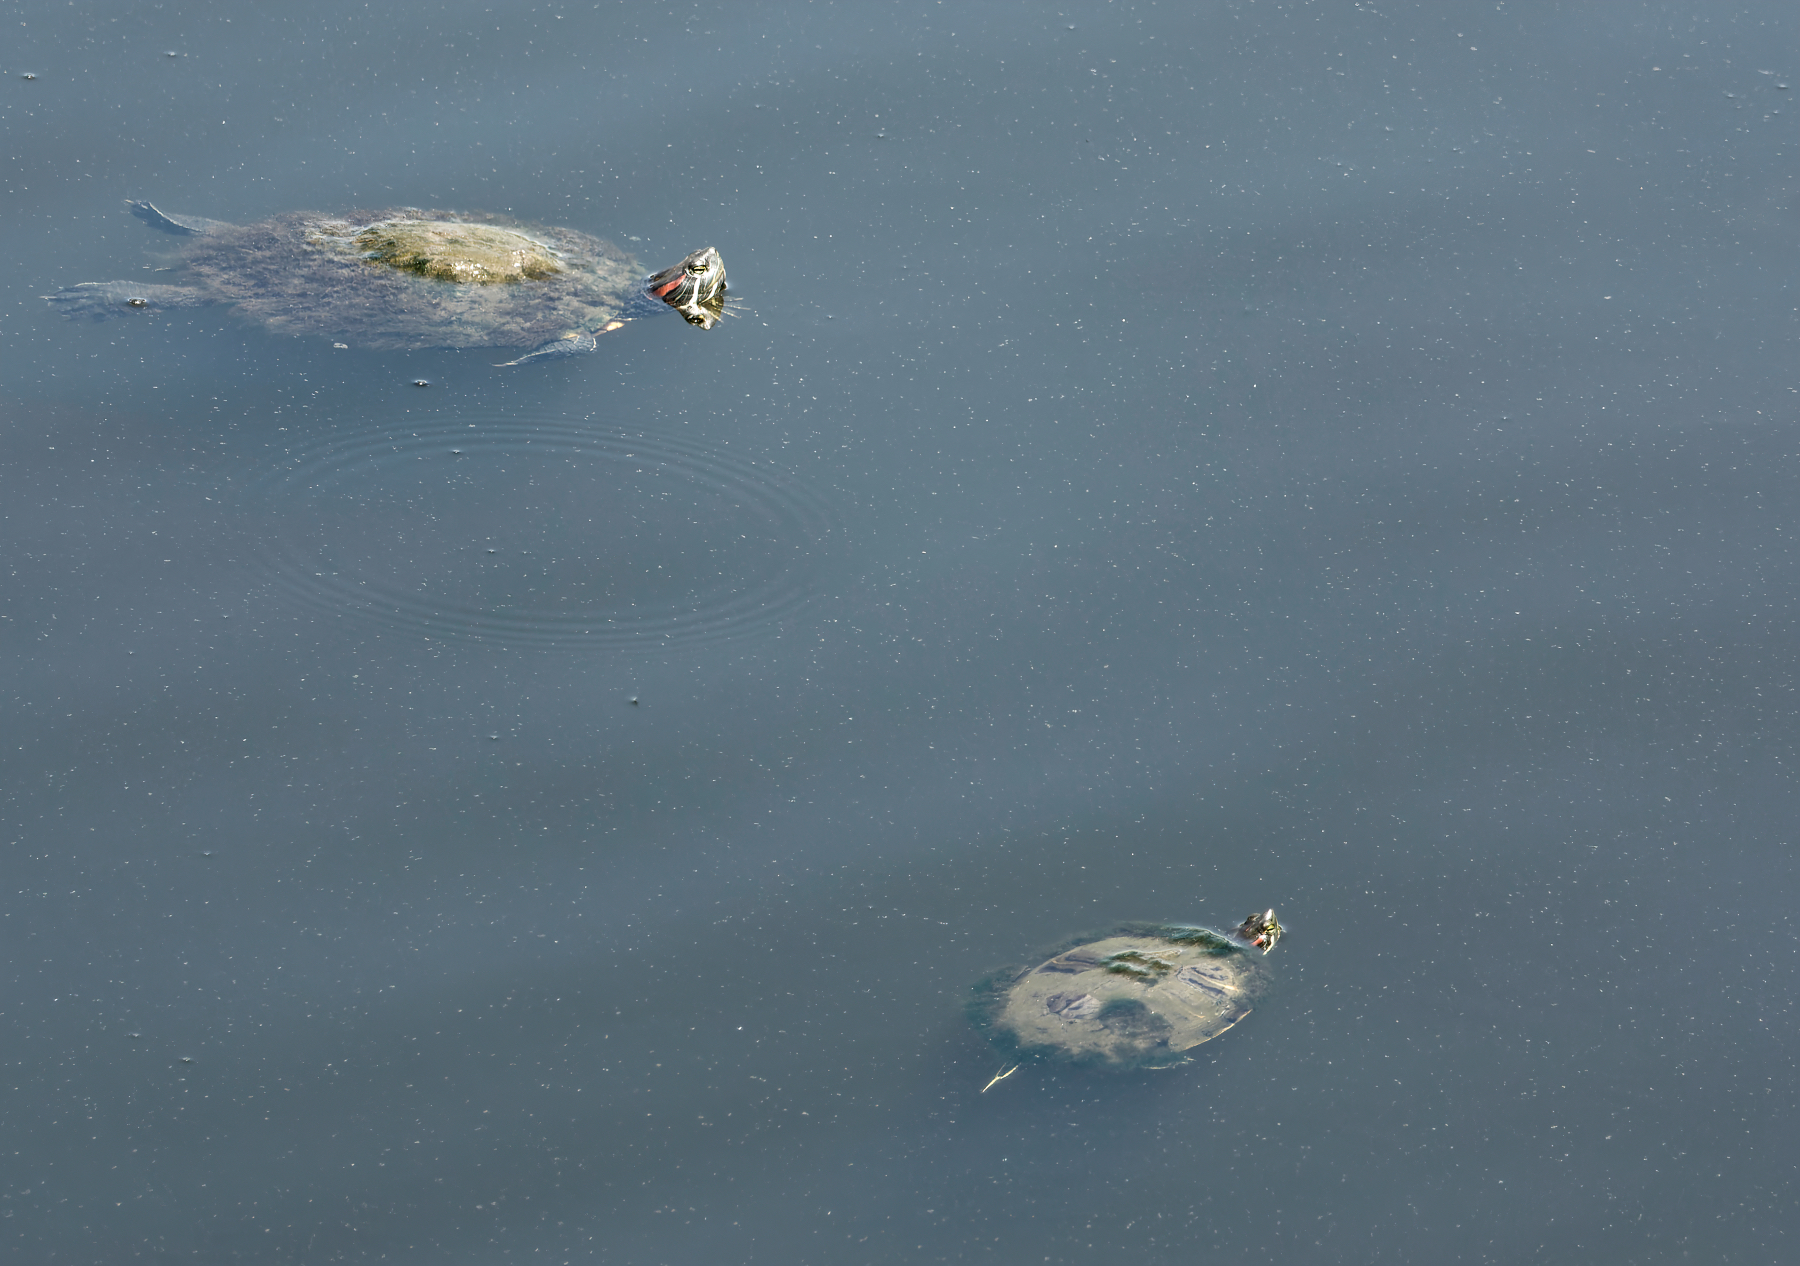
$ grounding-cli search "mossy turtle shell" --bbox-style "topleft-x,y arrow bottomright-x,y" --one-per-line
971,912 -> 1282,1070
43,201 -> 728,365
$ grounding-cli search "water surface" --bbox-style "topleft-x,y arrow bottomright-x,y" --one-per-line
4,1 -> 1798,1261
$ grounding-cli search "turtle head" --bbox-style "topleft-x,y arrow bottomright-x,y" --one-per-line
1236,909 -> 1282,953
645,247 -> 728,329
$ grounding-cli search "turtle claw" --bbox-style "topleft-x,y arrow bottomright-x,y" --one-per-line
980,1064 -> 1020,1093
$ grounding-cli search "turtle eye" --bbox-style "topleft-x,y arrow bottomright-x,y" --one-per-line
685,259 -> 710,276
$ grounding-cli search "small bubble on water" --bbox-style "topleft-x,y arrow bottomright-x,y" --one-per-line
333,341 -> 348,348
413,379 -> 430,387
487,734 -> 501,740
179,1056 -> 194,1064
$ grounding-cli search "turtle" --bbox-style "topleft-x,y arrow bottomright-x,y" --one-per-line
42,200 -> 729,365
969,909 -> 1283,1082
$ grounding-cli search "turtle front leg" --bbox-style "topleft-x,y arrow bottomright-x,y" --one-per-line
42,281 -> 210,320
494,321 -> 628,367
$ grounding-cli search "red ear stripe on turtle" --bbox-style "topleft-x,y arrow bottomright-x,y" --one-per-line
652,277 -> 686,299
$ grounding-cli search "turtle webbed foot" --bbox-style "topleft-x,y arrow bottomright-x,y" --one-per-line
42,281 -> 208,319
126,200 -> 236,236
494,323 -> 626,367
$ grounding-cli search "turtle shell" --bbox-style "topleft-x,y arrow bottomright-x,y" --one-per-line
176,209 -> 643,351
970,922 -> 1276,1070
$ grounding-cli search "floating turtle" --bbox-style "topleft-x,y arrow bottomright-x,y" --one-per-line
42,200 -> 729,365
970,910 -> 1282,1083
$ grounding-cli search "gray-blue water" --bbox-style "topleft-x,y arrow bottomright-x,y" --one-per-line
5,1 -> 1798,1261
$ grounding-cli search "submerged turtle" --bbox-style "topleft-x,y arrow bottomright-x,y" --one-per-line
43,200 -> 729,365
970,909 -> 1283,1081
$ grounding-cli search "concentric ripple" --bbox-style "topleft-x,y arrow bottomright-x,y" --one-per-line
247,413 -> 838,649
